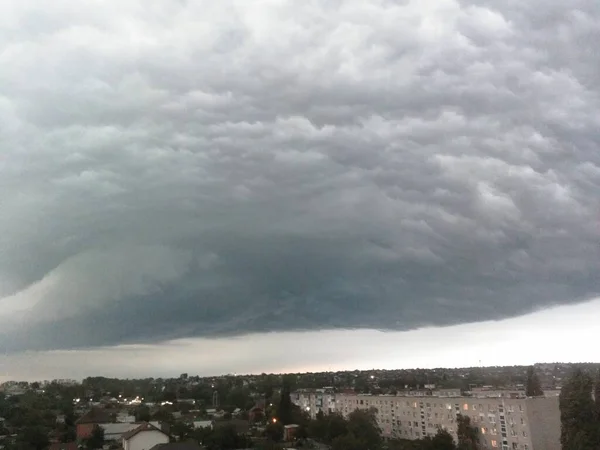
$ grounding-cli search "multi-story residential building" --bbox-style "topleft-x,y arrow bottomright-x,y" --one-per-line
293,391 -> 560,450
292,389 -> 336,419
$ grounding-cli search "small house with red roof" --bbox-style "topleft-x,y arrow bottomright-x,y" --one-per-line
75,408 -> 112,440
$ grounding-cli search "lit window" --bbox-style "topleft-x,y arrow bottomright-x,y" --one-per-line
491,440 -> 498,448
463,404 -> 469,411
481,427 -> 486,434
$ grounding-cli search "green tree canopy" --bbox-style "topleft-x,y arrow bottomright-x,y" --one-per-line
456,415 -> 479,450
560,369 -> 599,450
525,366 -> 543,397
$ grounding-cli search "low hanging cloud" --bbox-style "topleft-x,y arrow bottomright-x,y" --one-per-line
1,0 -> 600,352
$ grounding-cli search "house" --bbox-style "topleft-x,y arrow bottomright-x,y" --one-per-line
192,420 -> 213,430
100,421 -> 162,441
149,443 -> 202,450
122,422 -> 169,450
283,424 -> 299,441
116,413 -> 136,423
75,409 -> 112,440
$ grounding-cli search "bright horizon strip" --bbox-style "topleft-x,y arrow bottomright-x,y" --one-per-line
1,296 -> 599,382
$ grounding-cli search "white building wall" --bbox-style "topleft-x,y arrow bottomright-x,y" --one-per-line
293,390 -> 336,419
294,392 -> 559,450
123,430 -> 169,450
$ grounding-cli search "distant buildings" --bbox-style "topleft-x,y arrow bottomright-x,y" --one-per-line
292,389 -> 561,450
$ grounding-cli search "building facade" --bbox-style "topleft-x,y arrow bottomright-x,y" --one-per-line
293,391 -> 560,450
292,389 -> 336,419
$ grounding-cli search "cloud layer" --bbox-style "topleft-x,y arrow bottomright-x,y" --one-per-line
1,0 -> 600,351
4,298 -> 600,381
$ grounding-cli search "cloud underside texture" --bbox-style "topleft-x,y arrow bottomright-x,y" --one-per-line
1,0 -> 600,351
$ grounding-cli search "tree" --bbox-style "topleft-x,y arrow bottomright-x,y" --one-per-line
265,421 -> 284,442
16,426 -> 49,450
426,429 -> 455,450
278,378 -> 294,425
151,409 -> 174,423
525,366 -> 543,397
346,408 -> 382,450
134,405 -> 151,422
170,421 -> 194,441
203,424 -> 252,450
324,413 -> 348,443
331,433 -> 364,450
307,410 -> 328,442
84,425 -> 104,450
456,415 -> 479,450
560,369 -> 599,450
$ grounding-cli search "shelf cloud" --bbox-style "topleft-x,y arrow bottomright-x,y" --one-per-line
1,0 -> 600,352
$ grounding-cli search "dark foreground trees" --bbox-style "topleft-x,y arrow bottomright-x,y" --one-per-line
306,409 -> 474,450
560,368 -> 600,449
456,414 -> 479,450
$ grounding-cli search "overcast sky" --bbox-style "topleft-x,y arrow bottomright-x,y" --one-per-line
1,0 -> 600,380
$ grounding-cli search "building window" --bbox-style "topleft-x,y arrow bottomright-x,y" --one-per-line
491,440 -> 498,448
523,431 -> 527,437
481,428 -> 486,435
463,404 -> 469,411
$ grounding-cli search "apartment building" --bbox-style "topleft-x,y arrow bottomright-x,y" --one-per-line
292,389 -> 336,419
293,391 -> 560,450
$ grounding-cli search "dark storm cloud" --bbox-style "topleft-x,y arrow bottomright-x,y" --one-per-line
1,0 -> 600,351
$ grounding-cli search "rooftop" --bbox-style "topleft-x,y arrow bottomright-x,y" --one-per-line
122,422 -> 167,441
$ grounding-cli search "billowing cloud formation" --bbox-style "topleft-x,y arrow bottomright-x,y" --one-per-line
1,0 -> 600,351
